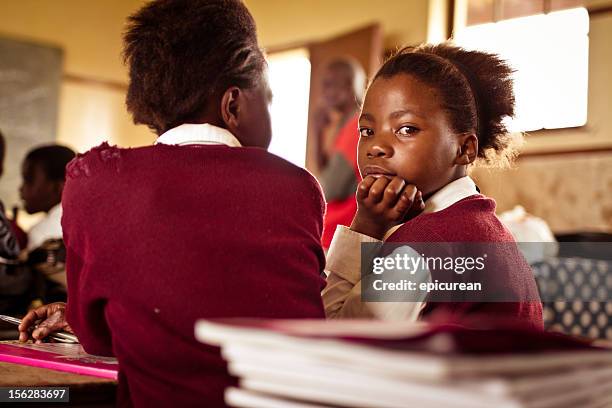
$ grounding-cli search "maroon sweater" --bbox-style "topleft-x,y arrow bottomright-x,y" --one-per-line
386,195 -> 543,330
62,143 -> 326,407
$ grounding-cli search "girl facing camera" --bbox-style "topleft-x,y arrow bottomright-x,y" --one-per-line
323,43 -> 543,328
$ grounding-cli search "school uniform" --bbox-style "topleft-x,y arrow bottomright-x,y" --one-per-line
61,124 -> 326,407
323,176 -> 543,329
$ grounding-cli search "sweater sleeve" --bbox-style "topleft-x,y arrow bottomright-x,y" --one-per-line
323,226 -> 377,318
323,226 -> 427,320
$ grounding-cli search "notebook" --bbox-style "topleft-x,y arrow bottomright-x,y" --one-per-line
195,319 -> 612,408
0,341 -> 118,379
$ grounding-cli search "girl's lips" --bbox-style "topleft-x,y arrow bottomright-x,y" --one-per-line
362,166 -> 396,178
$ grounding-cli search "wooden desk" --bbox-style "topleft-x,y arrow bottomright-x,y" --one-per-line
0,341 -> 117,406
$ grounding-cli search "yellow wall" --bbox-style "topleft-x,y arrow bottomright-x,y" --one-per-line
0,0 -> 141,82
0,0 -> 154,153
56,81 -> 156,151
245,0 -> 429,50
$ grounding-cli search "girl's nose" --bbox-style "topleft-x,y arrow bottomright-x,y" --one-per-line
366,142 -> 392,159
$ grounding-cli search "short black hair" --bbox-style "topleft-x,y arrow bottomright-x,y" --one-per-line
25,145 -> 76,181
375,43 -> 516,166
123,0 -> 266,135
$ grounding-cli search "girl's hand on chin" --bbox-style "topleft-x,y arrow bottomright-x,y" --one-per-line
350,175 -> 425,240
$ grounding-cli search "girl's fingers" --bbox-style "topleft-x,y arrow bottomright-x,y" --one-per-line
403,185 -> 418,203
416,191 -> 425,209
405,191 -> 426,218
365,177 -> 392,204
381,177 -> 406,208
392,185 -> 418,217
356,176 -> 377,200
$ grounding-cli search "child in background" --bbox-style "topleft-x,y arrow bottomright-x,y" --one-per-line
19,144 -> 75,251
323,43 -> 543,328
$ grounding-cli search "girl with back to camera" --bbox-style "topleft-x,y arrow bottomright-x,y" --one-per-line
323,43 -> 543,329
18,1 -> 326,406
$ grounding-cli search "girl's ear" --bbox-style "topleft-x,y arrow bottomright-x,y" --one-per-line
220,87 -> 242,133
454,133 -> 478,165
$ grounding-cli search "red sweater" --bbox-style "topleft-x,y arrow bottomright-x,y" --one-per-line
386,195 -> 543,330
62,143 -> 326,407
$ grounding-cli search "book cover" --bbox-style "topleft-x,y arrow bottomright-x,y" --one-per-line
0,342 -> 118,380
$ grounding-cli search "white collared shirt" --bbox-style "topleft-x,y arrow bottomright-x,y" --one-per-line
27,203 -> 63,251
156,123 -> 242,147
322,176 -> 480,320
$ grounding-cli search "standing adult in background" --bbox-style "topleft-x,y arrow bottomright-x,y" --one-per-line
19,144 -> 75,251
313,58 -> 366,249
19,1 -> 326,407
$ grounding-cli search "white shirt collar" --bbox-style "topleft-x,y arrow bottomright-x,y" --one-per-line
156,123 -> 242,147
27,203 -> 63,251
48,203 -> 62,218
383,176 -> 479,240
423,176 -> 479,214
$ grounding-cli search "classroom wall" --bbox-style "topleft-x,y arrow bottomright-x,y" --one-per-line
244,0 -> 429,51
0,0 -> 154,155
471,152 -> 612,233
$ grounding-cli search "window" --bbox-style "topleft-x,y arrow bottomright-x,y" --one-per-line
266,48 -> 311,167
454,7 -> 589,132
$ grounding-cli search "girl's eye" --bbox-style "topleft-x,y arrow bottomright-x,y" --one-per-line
359,127 -> 374,137
396,126 -> 419,136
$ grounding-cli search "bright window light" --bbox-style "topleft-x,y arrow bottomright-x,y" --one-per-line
455,8 -> 589,132
266,48 -> 311,167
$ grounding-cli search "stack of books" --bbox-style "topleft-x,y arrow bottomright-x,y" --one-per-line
195,319 -> 612,408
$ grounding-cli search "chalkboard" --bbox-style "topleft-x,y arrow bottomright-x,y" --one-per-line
0,36 -> 63,210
